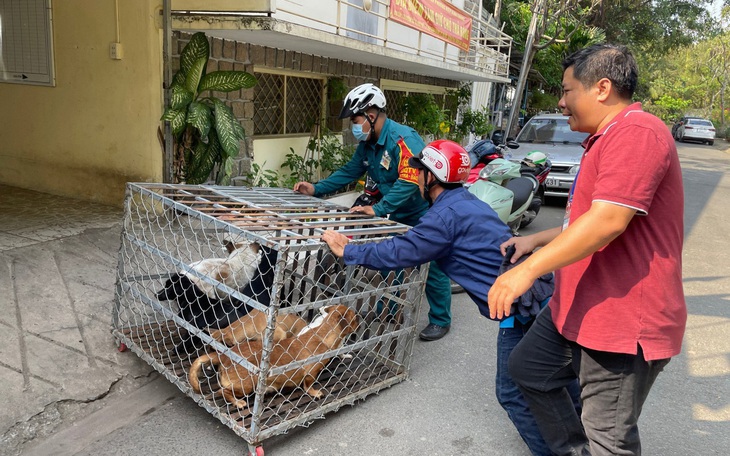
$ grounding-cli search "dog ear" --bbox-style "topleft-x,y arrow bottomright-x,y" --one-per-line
249,242 -> 260,254
224,240 -> 237,255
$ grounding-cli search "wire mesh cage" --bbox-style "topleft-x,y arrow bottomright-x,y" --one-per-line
113,183 -> 428,451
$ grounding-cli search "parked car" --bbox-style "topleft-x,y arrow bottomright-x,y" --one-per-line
671,116 -> 704,139
508,114 -> 589,198
675,117 -> 716,145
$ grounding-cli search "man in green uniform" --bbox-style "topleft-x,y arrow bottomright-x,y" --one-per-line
294,83 -> 452,341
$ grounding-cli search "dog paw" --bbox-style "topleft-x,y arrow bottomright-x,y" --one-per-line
307,387 -> 324,399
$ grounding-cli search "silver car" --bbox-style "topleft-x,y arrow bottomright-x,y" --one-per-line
508,114 -> 589,198
675,117 -> 716,145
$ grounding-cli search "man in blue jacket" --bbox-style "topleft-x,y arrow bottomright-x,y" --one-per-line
295,83 -> 452,341
322,140 -> 577,456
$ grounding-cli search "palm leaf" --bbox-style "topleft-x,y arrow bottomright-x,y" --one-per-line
199,71 -> 257,92
184,57 -> 207,95
213,99 -> 244,159
179,32 -> 209,78
187,101 -> 212,138
170,85 -> 194,110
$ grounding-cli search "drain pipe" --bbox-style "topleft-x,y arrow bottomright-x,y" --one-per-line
162,0 -> 173,183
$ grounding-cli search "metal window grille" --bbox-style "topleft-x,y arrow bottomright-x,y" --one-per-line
113,183 -> 427,452
384,90 -> 407,124
254,73 -> 324,136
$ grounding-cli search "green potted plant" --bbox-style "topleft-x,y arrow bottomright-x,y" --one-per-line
161,32 -> 257,185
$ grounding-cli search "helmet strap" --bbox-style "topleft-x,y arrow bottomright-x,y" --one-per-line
365,111 -> 381,143
423,171 -> 439,206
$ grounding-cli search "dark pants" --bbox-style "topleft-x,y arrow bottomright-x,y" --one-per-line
497,318 -> 581,456
508,308 -> 670,456
424,260 -> 452,327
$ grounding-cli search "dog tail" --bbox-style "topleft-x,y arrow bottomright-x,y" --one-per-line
188,352 -> 221,393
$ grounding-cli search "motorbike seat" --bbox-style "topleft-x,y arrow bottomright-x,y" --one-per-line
504,177 -> 535,214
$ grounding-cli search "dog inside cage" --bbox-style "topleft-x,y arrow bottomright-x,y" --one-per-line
114,184 -> 427,441
155,237 -> 282,359
188,304 -> 360,409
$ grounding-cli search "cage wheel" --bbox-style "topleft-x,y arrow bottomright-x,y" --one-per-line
248,446 -> 264,456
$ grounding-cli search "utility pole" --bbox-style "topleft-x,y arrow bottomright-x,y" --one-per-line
505,0 -> 543,139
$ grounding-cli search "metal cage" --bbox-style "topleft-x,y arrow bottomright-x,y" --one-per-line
112,183 -> 427,452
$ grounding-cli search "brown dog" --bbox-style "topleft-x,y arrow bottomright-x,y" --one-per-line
189,304 -> 359,408
209,309 -> 307,346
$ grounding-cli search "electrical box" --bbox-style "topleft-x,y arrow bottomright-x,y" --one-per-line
110,42 -> 123,60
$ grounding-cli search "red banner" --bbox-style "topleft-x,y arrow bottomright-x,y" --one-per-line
389,0 -> 473,52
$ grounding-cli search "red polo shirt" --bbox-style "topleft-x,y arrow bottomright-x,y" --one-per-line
551,103 -> 686,361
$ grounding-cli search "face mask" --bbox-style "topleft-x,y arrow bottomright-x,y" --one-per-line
351,122 -> 370,142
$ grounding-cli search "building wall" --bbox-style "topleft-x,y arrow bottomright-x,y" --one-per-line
0,0 -> 163,205
174,32 -> 459,185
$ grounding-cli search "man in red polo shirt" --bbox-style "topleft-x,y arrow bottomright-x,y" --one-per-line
487,44 -> 686,455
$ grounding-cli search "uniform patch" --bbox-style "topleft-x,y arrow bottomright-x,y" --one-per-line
397,139 -> 419,185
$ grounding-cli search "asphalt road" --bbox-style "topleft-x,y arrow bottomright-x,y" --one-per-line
24,141 -> 730,456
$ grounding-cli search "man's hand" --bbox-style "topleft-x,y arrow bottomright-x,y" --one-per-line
293,181 -> 315,195
322,230 -> 350,257
349,205 -> 375,216
487,265 -> 537,319
500,235 -> 538,263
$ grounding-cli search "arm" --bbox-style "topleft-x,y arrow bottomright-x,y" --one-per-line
487,202 -> 636,319
322,209 -> 452,269
373,180 -> 421,217
313,145 -> 367,197
501,226 -> 562,262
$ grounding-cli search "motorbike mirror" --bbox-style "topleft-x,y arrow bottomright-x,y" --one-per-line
505,140 -> 520,149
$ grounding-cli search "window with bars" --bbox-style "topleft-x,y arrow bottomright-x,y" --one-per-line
253,72 -> 325,136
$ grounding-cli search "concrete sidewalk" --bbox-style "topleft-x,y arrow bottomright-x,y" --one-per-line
0,184 -> 530,456
0,185 -> 158,454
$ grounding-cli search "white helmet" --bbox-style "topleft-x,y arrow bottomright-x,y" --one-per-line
524,151 -> 548,166
338,83 -> 387,119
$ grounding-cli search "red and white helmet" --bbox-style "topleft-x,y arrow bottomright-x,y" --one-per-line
408,139 -> 471,184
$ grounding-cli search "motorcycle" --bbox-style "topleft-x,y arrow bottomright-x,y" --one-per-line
515,150 -> 552,228
351,174 -> 382,208
465,139 -> 551,233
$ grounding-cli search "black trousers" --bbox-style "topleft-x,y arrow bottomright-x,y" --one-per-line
508,307 -> 670,456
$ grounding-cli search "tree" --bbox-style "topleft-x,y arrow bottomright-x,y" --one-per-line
502,0 -> 603,137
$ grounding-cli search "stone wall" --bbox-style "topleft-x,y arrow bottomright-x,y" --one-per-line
173,32 -> 459,184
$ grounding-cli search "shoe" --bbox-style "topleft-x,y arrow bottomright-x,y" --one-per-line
419,324 -> 450,341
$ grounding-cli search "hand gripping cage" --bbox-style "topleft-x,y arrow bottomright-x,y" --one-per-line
112,183 -> 428,453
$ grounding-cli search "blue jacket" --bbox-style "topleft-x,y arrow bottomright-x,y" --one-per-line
343,187 -> 512,319
313,118 -> 428,225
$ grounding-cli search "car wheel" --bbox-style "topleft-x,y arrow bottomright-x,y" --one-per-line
708,140 -> 714,146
